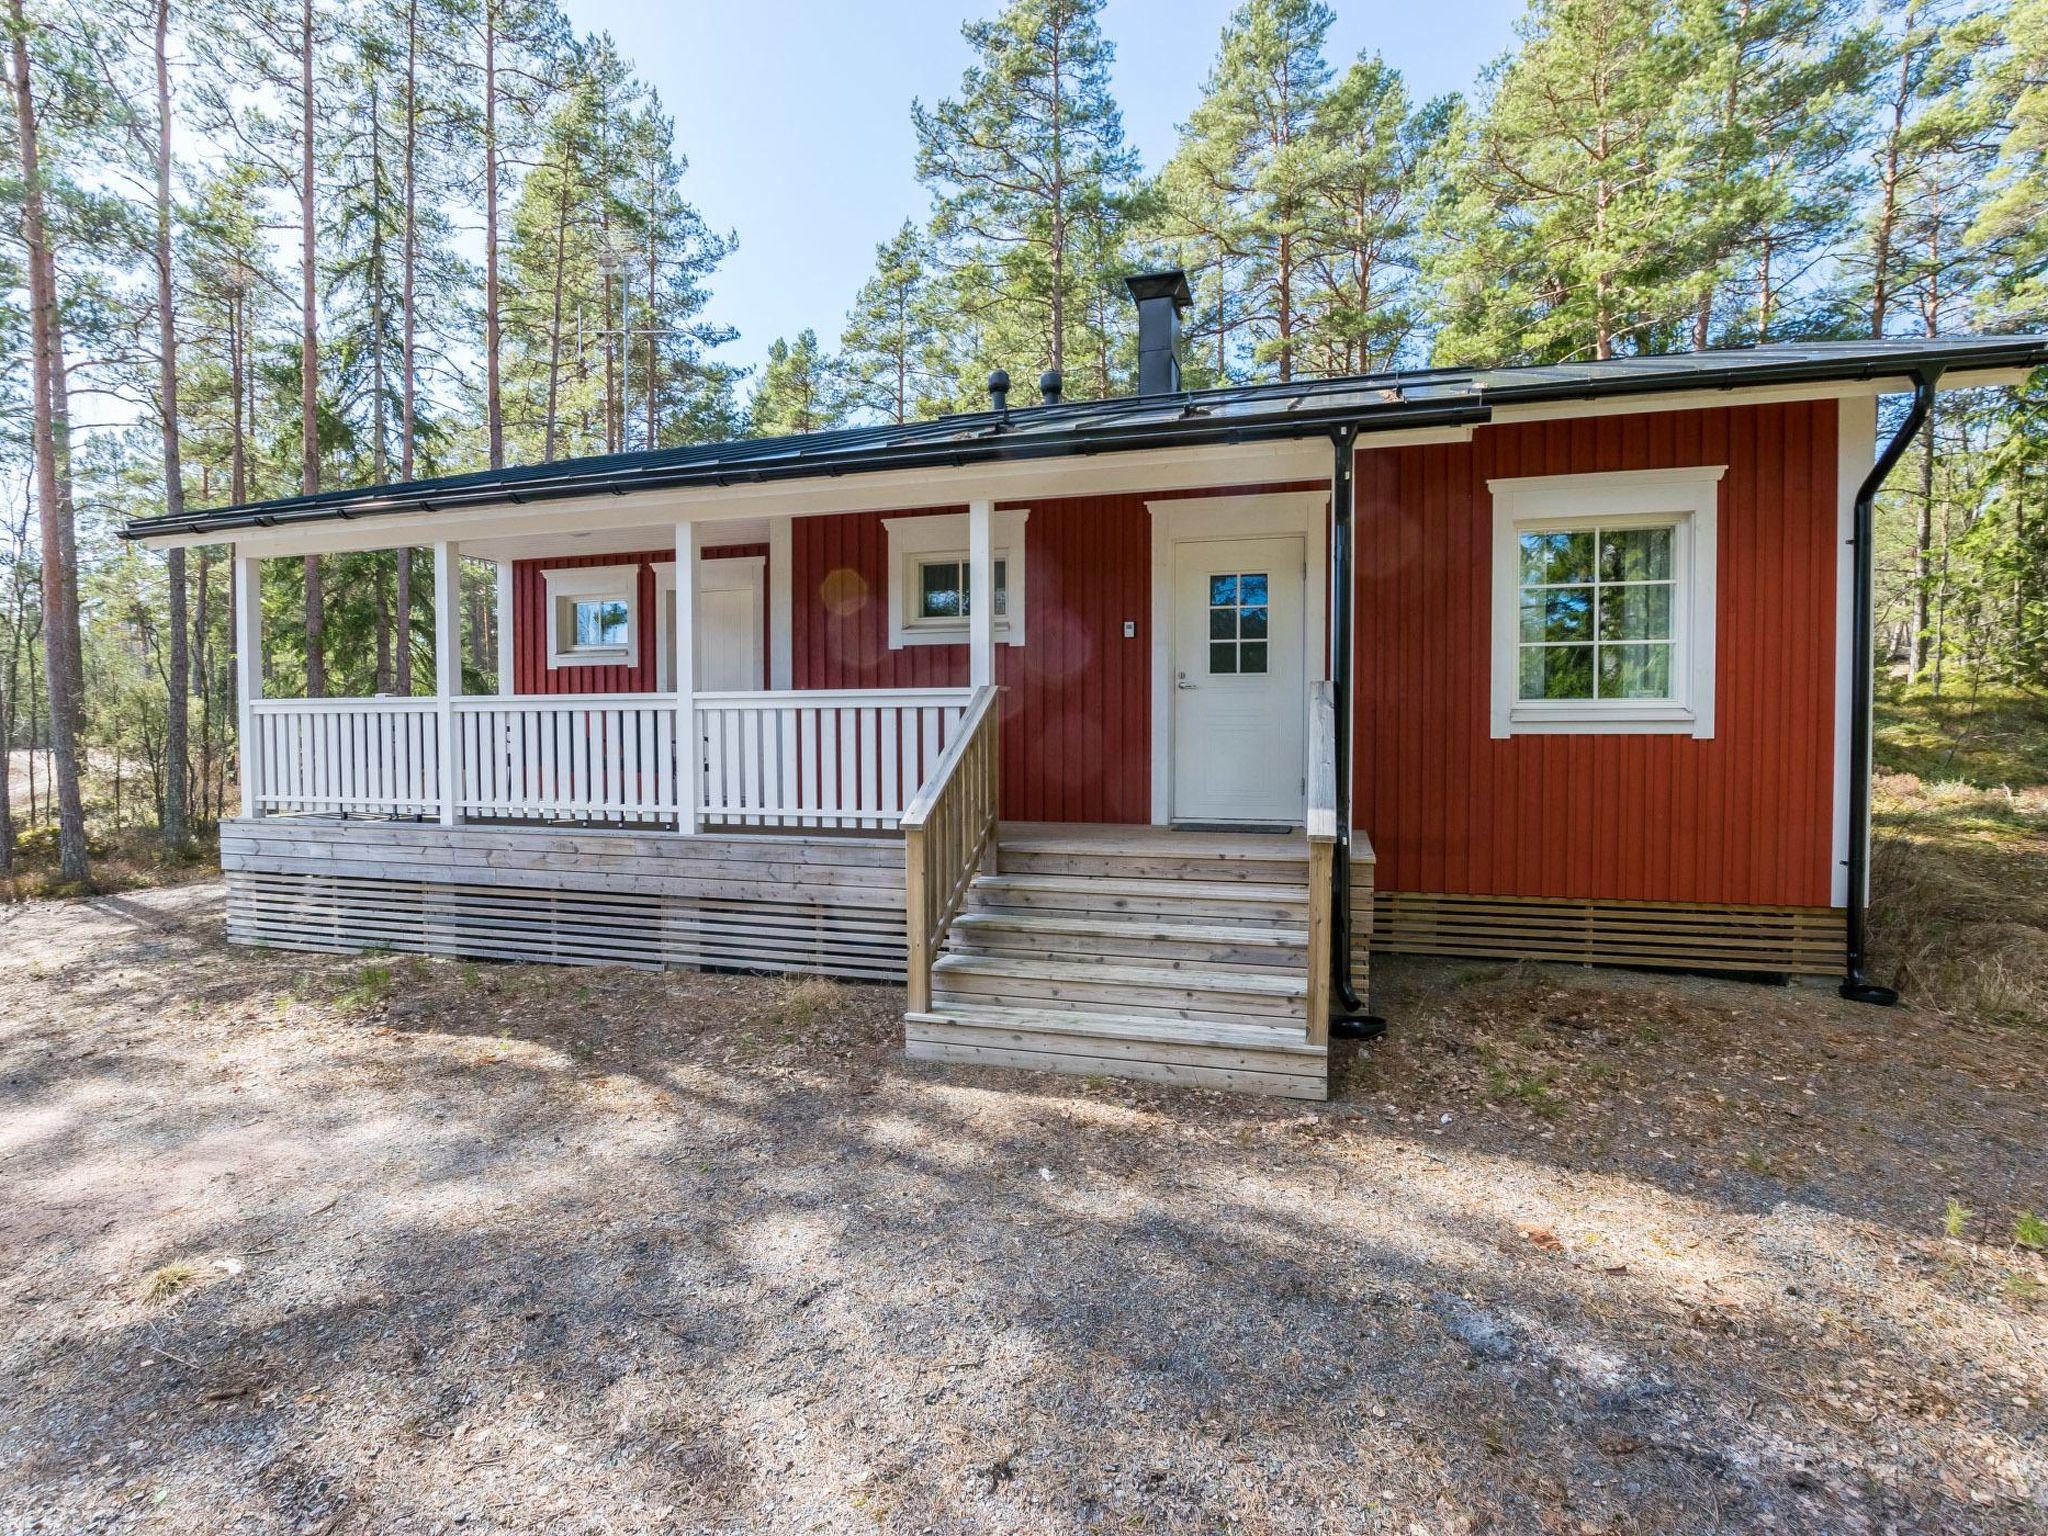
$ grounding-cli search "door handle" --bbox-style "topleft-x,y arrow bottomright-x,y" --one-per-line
1176,675 -> 1197,690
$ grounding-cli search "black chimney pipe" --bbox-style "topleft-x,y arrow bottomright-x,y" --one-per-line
1039,368 -> 1063,406
987,369 -> 1010,415
1126,270 -> 1191,396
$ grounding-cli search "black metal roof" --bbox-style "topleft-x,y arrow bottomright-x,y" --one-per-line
123,334 -> 2048,541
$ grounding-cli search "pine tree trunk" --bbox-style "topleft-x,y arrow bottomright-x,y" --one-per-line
154,0 -> 189,848
483,1 -> 505,469
8,0 -> 90,884
195,545 -> 213,829
1911,399 -> 1935,680
542,161 -> 572,462
299,0 -> 324,696
645,168 -> 660,448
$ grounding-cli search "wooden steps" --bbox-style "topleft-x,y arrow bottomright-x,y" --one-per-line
904,825 -> 1327,1100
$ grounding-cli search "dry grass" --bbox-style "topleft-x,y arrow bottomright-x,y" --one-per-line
1871,682 -> 2048,1031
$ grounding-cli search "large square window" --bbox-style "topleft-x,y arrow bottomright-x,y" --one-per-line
1489,468 -> 1722,738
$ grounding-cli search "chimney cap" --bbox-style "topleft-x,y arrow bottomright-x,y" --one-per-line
1125,270 -> 1192,309
987,369 -> 1011,412
1039,368 -> 1063,405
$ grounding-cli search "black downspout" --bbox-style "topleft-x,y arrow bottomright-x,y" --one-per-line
1841,366 -> 1943,1005
1327,423 -> 1385,1039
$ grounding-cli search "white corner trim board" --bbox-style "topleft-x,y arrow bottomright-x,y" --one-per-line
1833,397 -> 1877,907
542,563 -> 640,669
883,508 -> 1030,649
1488,466 -> 1724,740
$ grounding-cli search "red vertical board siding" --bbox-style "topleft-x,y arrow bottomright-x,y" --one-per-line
1353,400 -> 1838,909
789,493 -> 1159,823
511,545 -> 769,695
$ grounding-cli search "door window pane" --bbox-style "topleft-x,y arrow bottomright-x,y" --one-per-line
1206,572 -> 1271,675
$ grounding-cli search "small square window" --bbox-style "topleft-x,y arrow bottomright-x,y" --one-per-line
572,597 -> 630,649
544,563 -> 640,670
913,558 -> 1009,622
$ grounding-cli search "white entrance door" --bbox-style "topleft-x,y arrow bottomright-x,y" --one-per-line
1170,536 -> 1306,824
663,560 -> 764,692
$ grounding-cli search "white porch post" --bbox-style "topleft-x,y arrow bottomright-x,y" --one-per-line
233,546 -> 263,819
674,520 -> 699,833
494,559 -> 516,696
967,498 -> 995,689
767,515 -> 794,690
432,540 -> 462,826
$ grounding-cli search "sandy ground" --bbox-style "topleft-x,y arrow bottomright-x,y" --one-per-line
0,883 -> 2043,1535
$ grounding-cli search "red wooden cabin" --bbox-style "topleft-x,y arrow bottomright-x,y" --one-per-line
125,274 -> 2048,1098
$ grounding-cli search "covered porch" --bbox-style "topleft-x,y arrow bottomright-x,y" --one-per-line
207,432 -> 1367,1098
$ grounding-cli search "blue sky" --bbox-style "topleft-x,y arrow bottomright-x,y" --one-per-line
562,0 -> 1527,383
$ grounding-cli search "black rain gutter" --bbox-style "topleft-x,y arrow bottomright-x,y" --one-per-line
1840,366 -> 1943,1005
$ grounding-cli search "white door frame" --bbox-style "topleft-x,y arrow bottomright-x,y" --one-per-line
1146,490 -> 1329,825
655,554 -> 765,692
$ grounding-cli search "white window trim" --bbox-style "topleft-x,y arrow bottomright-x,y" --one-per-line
1489,466 -> 1723,739
543,563 -> 639,669
883,509 -> 1029,649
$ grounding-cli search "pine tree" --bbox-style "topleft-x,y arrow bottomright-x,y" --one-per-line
1427,0 -> 1701,365
1669,0 -> 1877,346
4,0 -> 90,882
1163,0 -> 1335,382
1297,53 -> 1447,374
1971,0 -> 2047,325
1850,0 -> 2004,680
837,220 -> 947,423
746,330 -> 841,437
913,0 -> 1139,398
470,0 -> 567,469
619,95 -> 738,450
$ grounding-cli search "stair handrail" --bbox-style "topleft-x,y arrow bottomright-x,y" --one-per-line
901,684 -> 1003,1014
1304,682 -> 1339,1045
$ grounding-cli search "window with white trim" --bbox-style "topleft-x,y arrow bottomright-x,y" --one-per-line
883,510 -> 1028,648
1489,467 -> 1722,738
543,564 -> 638,668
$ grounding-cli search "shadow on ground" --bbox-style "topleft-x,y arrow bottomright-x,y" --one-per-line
1,882 -> 2042,1535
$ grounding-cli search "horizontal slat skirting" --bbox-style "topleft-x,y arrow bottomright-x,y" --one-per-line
218,816 -> 908,913
1369,891 -> 1842,976
225,870 -> 909,981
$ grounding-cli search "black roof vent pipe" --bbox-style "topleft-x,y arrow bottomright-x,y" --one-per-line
1125,269 -> 1191,396
987,369 -> 1010,414
1039,368 -> 1063,406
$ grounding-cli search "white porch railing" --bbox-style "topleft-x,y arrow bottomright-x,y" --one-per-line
249,697 -> 442,817
453,694 -> 681,824
696,688 -> 972,830
244,688 -> 974,832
